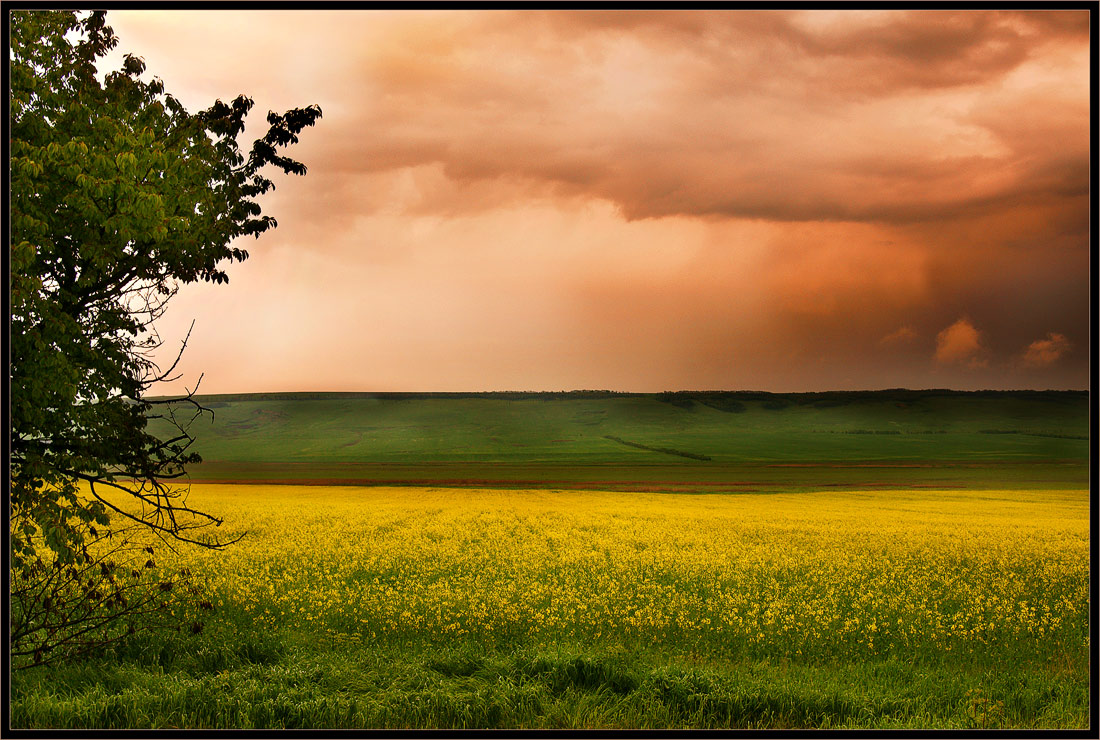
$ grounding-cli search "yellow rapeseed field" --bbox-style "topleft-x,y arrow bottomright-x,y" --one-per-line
144,485 -> 1088,660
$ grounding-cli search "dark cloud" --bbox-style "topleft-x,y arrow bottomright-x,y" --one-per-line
106,10 -> 1090,225
98,10 -> 1090,393
288,9 -> 1089,226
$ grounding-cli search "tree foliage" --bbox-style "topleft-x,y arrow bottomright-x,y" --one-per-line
9,10 -> 321,666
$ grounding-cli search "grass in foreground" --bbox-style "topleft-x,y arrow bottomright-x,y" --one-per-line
12,638 -> 1088,729
11,484 -> 1090,729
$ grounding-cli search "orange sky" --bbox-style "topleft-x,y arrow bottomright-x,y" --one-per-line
102,9 -> 1091,393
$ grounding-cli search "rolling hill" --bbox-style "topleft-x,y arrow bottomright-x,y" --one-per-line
146,390 -> 1089,491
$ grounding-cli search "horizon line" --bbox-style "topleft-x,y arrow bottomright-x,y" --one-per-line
146,387 -> 1090,400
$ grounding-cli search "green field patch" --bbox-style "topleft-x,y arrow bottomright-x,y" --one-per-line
146,390 -> 1088,469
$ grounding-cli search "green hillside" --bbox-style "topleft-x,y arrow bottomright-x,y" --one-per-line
146,390 -> 1089,490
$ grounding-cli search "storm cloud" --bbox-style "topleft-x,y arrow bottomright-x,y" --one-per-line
100,9 -> 1089,393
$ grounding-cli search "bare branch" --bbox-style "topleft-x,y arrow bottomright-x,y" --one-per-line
149,319 -> 194,385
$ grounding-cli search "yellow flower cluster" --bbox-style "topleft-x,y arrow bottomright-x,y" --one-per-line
132,484 -> 1089,658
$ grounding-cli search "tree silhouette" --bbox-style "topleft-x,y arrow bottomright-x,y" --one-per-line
9,9 -> 321,668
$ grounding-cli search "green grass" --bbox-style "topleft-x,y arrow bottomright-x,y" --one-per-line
12,631 -> 1088,729
153,390 -> 1089,489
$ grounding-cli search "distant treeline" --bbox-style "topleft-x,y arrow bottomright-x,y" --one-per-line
656,389 -> 1085,410
657,392 -> 748,413
979,429 -> 1089,440
148,389 -> 1088,405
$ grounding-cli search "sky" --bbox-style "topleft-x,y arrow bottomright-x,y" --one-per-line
101,9 -> 1091,394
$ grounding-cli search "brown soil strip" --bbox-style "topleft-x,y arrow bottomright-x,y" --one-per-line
182,477 -> 970,491
184,476 -> 770,487
766,461 -> 1077,468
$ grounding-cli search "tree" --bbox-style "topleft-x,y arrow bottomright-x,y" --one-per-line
9,10 -> 321,667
